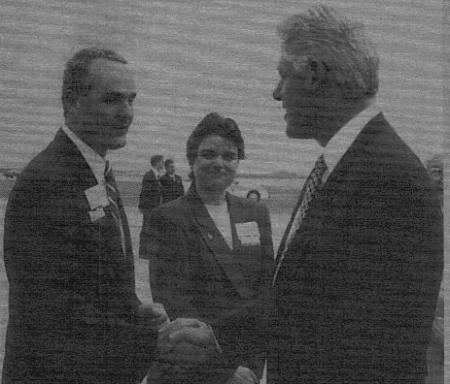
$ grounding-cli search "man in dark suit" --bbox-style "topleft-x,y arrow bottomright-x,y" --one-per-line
268,6 -> 443,384
159,158 -> 185,204
138,154 -> 164,258
2,47 -> 221,384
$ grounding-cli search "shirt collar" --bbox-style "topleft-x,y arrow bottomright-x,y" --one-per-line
323,104 -> 380,177
62,125 -> 106,184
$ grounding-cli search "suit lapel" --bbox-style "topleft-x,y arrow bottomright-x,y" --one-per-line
55,129 -> 133,257
187,189 -> 256,299
192,199 -> 232,254
53,129 -> 98,192
277,117 -> 386,276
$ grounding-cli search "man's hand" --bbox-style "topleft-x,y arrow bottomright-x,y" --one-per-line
137,302 -> 169,331
225,366 -> 259,384
156,318 -> 222,365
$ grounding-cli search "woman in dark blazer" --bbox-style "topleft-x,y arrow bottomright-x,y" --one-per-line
146,113 -> 274,383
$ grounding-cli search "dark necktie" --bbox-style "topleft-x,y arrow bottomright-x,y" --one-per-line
104,160 -> 126,257
273,154 -> 328,285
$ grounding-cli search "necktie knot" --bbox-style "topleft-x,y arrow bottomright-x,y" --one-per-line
104,160 -> 113,182
103,160 -> 126,256
312,154 -> 328,187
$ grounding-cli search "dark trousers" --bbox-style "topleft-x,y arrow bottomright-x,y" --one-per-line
139,209 -> 154,259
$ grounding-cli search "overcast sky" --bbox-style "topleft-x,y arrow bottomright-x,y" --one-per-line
0,0 -> 444,178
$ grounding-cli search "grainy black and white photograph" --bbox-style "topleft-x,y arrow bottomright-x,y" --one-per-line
0,0 -> 445,383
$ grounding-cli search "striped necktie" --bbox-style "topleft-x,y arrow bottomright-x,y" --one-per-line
273,154 -> 328,285
104,160 -> 126,257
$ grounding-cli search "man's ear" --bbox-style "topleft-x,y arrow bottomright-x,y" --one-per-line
68,99 -> 80,114
305,57 -> 327,92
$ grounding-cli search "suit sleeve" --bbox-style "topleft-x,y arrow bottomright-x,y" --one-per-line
147,207 -> 235,383
147,207 -> 203,319
4,171 -> 156,360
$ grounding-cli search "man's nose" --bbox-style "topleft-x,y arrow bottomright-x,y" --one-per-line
119,99 -> 133,119
212,155 -> 226,167
273,81 -> 282,101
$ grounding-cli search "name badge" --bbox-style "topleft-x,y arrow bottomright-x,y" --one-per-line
85,184 -> 109,210
236,221 -> 260,246
89,207 -> 106,222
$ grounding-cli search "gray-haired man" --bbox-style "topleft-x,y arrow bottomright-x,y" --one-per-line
269,6 -> 443,384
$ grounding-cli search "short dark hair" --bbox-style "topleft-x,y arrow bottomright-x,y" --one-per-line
61,47 -> 128,118
164,158 -> 174,167
150,155 -> 164,167
186,113 -> 245,167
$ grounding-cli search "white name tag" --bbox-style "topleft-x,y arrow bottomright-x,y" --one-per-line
89,207 -> 106,222
236,221 -> 260,246
85,184 -> 109,210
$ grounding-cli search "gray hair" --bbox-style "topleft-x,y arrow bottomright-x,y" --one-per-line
277,5 -> 379,98
62,47 -> 128,118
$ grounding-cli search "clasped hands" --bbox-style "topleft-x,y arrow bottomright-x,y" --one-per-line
137,302 -> 222,365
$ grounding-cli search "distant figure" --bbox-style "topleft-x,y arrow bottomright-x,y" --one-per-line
147,113 -> 274,383
139,154 -> 165,259
426,154 -> 443,208
2,47 -> 219,384
160,158 -> 185,204
269,6 -> 443,384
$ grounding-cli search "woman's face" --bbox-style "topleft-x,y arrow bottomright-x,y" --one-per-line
192,134 -> 239,194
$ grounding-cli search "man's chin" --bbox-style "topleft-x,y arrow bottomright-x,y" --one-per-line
107,137 -> 127,151
286,123 -> 312,139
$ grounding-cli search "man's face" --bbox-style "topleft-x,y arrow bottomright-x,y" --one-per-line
166,163 -> 175,174
272,58 -> 318,140
73,58 -> 136,156
155,160 -> 165,172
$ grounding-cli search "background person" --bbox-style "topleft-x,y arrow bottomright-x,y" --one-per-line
426,154 -> 443,209
269,6 -> 443,384
159,158 -> 185,204
138,154 -> 164,259
2,47 -> 221,384
146,112 -> 274,383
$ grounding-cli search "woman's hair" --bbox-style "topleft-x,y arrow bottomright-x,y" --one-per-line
186,112 -> 245,167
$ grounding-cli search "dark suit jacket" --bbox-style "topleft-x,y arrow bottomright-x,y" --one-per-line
159,173 -> 185,204
147,185 -> 274,383
138,169 -> 161,212
269,113 -> 443,384
2,129 -> 157,384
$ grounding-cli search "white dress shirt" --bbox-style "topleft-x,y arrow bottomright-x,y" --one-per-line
62,125 -> 106,185
322,104 -> 381,183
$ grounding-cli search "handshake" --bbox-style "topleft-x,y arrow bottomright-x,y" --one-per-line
137,302 -> 222,365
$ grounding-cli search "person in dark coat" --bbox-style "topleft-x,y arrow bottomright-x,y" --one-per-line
138,154 -> 164,259
147,113 -> 274,384
2,47 -> 221,384
268,6 -> 443,384
159,158 -> 185,204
